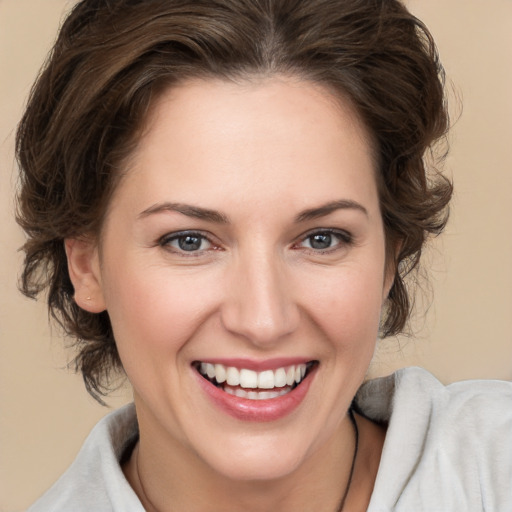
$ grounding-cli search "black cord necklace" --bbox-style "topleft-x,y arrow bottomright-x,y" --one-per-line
336,408 -> 359,511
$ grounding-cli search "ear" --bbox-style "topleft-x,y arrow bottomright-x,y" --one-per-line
382,240 -> 402,300
382,264 -> 395,301
64,238 -> 106,313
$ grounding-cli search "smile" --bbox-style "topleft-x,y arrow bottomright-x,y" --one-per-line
194,361 -> 317,401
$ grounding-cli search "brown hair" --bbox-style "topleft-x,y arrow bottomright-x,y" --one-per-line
16,0 -> 452,402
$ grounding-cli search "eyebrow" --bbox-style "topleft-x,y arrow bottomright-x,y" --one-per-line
138,199 -> 368,224
294,199 -> 368,222
138,202 -> 230,223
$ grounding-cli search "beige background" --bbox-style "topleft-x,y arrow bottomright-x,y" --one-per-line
1,0 -> 511,510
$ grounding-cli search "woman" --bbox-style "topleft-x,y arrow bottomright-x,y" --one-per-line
15,0 -> 511,510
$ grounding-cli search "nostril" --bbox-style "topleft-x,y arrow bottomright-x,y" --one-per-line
220,306 -> 300,347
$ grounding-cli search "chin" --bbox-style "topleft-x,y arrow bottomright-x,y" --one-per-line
184,421 -> 328,484
202,441 -> 309,482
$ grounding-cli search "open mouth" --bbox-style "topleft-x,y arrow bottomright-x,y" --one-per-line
193,361 -> 318,400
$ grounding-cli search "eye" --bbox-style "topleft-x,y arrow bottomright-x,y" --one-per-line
159,231 -> 213,253
297,229 -> 352,252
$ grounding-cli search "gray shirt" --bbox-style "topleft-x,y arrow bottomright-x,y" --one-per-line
28,367 -> 512,511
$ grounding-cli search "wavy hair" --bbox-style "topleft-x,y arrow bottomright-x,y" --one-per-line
16,0 -> 452,402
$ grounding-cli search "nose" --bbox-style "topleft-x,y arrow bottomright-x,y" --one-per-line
220,249 -> 300,348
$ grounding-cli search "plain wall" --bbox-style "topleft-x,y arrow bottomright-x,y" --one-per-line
1,1 -> 511,510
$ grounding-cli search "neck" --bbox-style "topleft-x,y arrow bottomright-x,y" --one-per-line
123,410 -> 364,512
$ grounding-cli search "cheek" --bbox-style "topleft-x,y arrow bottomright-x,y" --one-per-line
300,264 -> 385,350
101,260 -> 221,371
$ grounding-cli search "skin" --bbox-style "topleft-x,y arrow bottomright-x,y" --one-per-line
66,76 -> 391,511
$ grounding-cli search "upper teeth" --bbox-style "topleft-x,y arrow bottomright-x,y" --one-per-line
199,363 -> 307,389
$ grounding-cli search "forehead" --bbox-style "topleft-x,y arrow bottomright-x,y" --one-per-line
112,76 -> 379,218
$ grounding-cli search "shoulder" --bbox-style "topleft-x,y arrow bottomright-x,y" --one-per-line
27,403 -> 143,512
358,365 -> 512,425
435,372 -> 512,449
358,367 -> 512,512
395,367 -> 512,464
395,367 -> 512,436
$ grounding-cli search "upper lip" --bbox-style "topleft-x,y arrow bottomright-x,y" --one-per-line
192,357 -> 315,372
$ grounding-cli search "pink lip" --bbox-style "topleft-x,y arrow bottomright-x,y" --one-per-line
196,357 -> 312,371
194,364 -> 317,422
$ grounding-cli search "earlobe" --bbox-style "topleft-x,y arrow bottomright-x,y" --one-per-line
64,238 -> 106,313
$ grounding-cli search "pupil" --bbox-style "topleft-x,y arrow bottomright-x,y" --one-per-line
179,236 -> 201,251
310,233 -> 331,250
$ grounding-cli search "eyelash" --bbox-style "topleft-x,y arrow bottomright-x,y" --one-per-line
158,229 -> 353,256
293,229 -> 354,254
158,231 -> 217,256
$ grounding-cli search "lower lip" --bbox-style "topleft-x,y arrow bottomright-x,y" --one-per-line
194,367 -> 316,422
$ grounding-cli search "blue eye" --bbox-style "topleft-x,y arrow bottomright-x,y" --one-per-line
308,233 -> 334,250
299,230 -> 352,251
160,232 -> 212,253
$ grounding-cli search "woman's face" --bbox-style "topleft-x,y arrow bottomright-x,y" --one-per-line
74,77 -> 392,481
